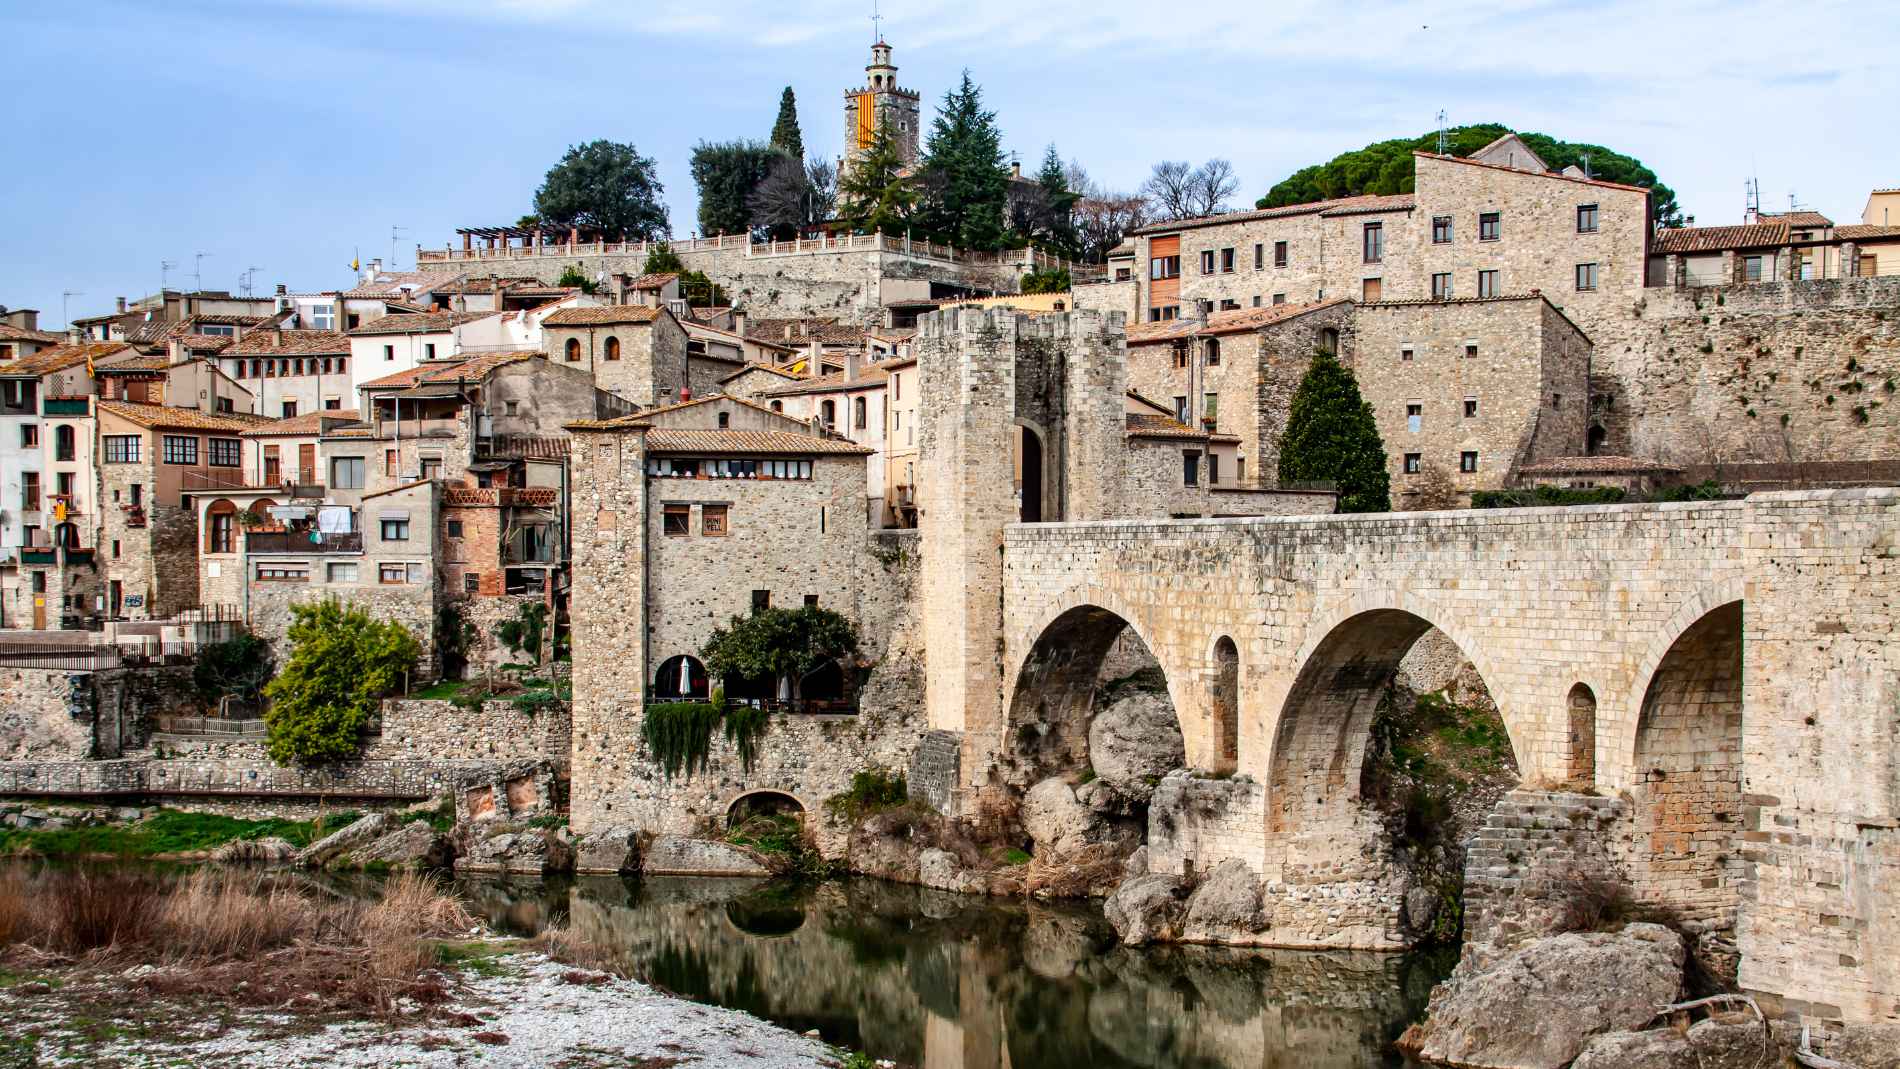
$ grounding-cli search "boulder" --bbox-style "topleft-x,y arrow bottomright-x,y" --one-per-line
1413,922 -> 1686,1069
573,825 -> 642,875
112,807 -> 145,823
1023,779 -> 1096,855
1122,845 -> 1150,879
640,835 -> 770,878
458,824 -> 574,875
298,812 -> 398,867
1572,1018 -> 1774,1069
1182,859 -> 1264,942
348,821 -> 450,869
1088,691 -> 1184,803
211,836 -> 299,864
1103,873 -> 1186,946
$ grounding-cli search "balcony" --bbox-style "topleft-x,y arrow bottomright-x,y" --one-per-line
246,531 -> 364,554
42,397 -> 89,417
444,486 -> 560,508
123,505 -> 147,528
20,549 -> 55,565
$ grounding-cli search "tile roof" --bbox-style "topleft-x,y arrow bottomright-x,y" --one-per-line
719,362 -> 801,385
1130,193 -> 1417,236
1517,455 -> 1681,474
1835,224 -> 1900,241
242,410 -> 361,437
175,333 -> 236,353
1126,413 -> 1209,440
4,341 -> 130,377
356,350 -> 539,390
743,317 -> 866,345
627,272 -> 679,291
1652,223 -> 1790,254
340,271 -> 463,299
1412,151 -> 1654,194
97,400 -> 277,433
349,311 -> 497,336
97,356 -> 170,372
540,305 -> 663,326
228,329 -> 353,356
644,429 -> 874,455
1755,211 -> 1834,229
759,364 -> 890,398
1126,299 -> 1349,344
0,324 -> 62,345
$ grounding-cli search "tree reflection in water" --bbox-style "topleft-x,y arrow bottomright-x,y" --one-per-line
452,874 -> 1455,1069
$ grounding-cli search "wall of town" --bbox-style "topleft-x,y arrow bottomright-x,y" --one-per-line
0,664 -> 201,763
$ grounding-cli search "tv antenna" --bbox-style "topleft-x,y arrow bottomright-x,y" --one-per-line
193,251 -> 211,294
871,0 -> 882,42
390,225 -> 407,271
1745,176 -> 1761,221
160,260 -> 178,294
1580,152 -> 1592,179
61,291 -> 84,329
240,266 -> 262,297
1436,110 -> 1449,154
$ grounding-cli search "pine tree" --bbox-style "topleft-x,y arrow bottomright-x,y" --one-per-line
837,116 -> 915,234
1277,348 -> 1392,513
1031,143 -> 1081,256
769,87 -> 804,161
916,71 -> 1011,251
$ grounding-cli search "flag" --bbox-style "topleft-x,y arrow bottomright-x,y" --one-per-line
350,253 -> 361,272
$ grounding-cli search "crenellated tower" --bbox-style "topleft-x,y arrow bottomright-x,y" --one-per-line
841,40 -> 921,179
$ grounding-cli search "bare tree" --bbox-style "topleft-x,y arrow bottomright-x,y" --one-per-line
1073,191 -> 1152,263
1187,158 -> 1239,217
747,155 -> 839,239
1140,160 -> 1197,221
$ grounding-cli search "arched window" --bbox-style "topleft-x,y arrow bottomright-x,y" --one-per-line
770,400 -> 784,412
604,336 -> 621,361
54,425 -> 75,462
53,522 -> 79,550
1318,328 -> 1339,356
1566,683 -> 1597,785
1587,424 -> 1608,456
853,396 -> 867,430
820,400 -> 836,427
565,337 -> 582,362
653,655 -> 710,700
1204,338 -> 1221,366
205,500 -> 237,554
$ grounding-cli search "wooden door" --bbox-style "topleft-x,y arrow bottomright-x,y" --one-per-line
32,596 -> 45,630
298,444 -> 316,484
263,446 -> 280,484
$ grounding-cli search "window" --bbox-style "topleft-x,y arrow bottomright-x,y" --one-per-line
20,425 -> 36,449
208,438 -> 240,467
1477,270 -> 1500,298
1318,328 -> 1339,355
1204,339 -> 1220,366
1253,243 -> 1264,269
1403,452 -> 1421,474
892,373 -> 901,401
377,563 -> 413,585
112,540 -> 120,558
1209,453 -> 1221,484
218,397 -> 234,414
1251,296 -> 1262,308
380,518 -> 409,541
446,520 -> 463,538
662,504 -> 690,536
1460,451 -> 1479,473
1220,247 -> 1235,273
820,400 -> 836,427
1273,241 -> 1288,267
464,574 -> 480,593
309,302 -> 335,329
1432,216 -> 1452,244
423,343 -> 435,360
770,400 -> 783,412
717,411 -> 730,428
207,510 -> 235,554
565,338 -> 582,362
103,435 -> 140,464
751,589 -> 770,611
1400,345 -> 1414,362
1171,342 -> 1189,370
1362,222 -> 1383,263
330,456 -> 365,488
605,336 -> 621,361
803,594 -> 819,607
1478,212 -> 1500,241
1272,293 -> 1286,305
1149,255 -> 1180,280
54,425 -> 75,462
258,564 -> 310,582
1465,343 -> 1478,359
1406,403 -> 1422,434
1464,397 -> 1479,418
1173,395 -> 1189,422
853,397 -> 867,429
1744,256 -> 1763,282
1577,204 -> 1599,233
1199,250 -> 1215,274
702,504 -> 728,535
1182,450 -> 1200,486
162,435 -> 198,465
1576,262 -> 1598,291
1218,299 -> 1239,311
1149,304 -> 1180,322
130,484 -> 141,506
328,562 -> 358,583
383,344 -> 394,361
20,472 -> 37,512
1431,272 -> 1452,300
1203,392 -> 1218,430
1552,393 -> 1564,410
419,457 -> 441,480
1362,277 -> 1382,301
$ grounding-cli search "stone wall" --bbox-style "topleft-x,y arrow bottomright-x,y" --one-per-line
1461,789 -> 1629,949
376,697 -> 569,767
0,670 -> 92,760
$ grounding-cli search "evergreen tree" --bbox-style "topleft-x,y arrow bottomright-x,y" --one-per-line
769,86 -> 804,161
262,600 -> 419,765
534,140 -> 669,240
689,139 -> 780,237
1278,348 -> 1392,513
837,116 -> 916,234
916,71 -> 1011,250
1029,143 -> 1081,256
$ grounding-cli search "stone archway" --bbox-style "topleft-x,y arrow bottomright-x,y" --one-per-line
653,654 -> 709,700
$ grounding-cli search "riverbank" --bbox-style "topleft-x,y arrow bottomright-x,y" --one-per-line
0,950 -> 844,1068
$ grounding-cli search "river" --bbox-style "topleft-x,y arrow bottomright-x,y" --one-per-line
454,873 -> 1455,1069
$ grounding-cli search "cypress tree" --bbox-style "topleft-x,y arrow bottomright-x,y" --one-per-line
837,116 -> 915,234
1277,348 -> 1392,513
769,87 -> 804,161
916,71 -> 1010,250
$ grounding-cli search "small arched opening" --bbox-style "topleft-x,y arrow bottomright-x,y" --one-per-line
797,659 -> 845,702
204,499 -> 238,554
53,522 -> 80,550
604,335 -> 621,361
852,396 -> 867,430
820,399 -> 836,428
564,337 -> 582,362
770,400 -> 783,412
1210,636 -> 1240,773
1587,423 -> 1608,455
1566,682 -> 1598,786
653,654 -> 710,701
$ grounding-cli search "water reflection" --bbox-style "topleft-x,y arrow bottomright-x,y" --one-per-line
454,875 -> 1451,1069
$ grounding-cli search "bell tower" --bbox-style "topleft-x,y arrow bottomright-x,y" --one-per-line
841,38 -> 921,178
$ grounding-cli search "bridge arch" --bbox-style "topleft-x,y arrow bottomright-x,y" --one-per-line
1611,576 -> 1747,787
724,788 -> 808,829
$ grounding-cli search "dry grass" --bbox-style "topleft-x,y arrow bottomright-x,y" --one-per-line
0,863 -> 476,1015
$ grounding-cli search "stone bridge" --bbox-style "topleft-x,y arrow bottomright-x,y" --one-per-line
969,489 -> 1900,1024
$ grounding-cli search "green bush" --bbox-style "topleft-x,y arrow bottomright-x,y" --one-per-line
825,768 -> 908,818
701,605 -> 859,696
262,600 -> 419,766
496,602 -> 548,664
1020,266 -> 1071,294
1277,349 -> 1390,513
642,696 -> 726,780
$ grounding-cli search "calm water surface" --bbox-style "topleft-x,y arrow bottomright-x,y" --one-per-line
455,874 -> 1454,1069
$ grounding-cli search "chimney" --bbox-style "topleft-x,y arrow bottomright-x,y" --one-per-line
844,348 -> 860,384
67,326 -> 83,346
168,339 -> 185,364
364,258 -> 382,284
272,327 -> 284,348
116,297 -> 127,314
274,283 -> 287,296
732,309 -> 747,336
1012,160 -> 1022,179
806,340 -> 823,379
612,273 -> 628,305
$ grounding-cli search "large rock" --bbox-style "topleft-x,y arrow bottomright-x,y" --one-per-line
348,821 -> 450,869
640,835 -> 770,877
1572,1018 -> 1773,1069
1088,692 -> 1185,802
211,836 -> 298,864
1023,779 -> 1096,855
573,825 -> 642,875
1103,873 -> 1186,945
298,812 -> 398,867
457,824 -> 574,875
1413,922 -> 1685,1069
1182,859 -> 1264,942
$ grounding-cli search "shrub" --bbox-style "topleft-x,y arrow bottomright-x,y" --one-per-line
496,601 -> 549,664
262,600 -> 420,765
1020,266 -> 1071,294
825,768 -> 908,818
642,697 -> 725,780
1277,349 -> 1390,513
192,633 -> 274,709
701,605 -> 860,694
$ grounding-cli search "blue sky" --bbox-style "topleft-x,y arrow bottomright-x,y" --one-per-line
3,0 -> 1895,326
